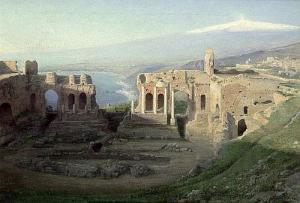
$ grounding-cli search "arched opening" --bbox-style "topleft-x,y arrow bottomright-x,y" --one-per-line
174,91 -> 189,137
201,95 -> 206,110
157,94 -> 164,113
244,106 -> 248,115
145,93 -> 153,112
0,103 -> 14,126
68,94 -> 75,110
238,119 -> 247,136
174,91 -> 189,115
30,93 -> 36,112
79,93 -> 87,110
45,89 -> 59,112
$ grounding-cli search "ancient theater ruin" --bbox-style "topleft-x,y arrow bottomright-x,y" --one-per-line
0,48 -> 297,193
126,48 -> 284,144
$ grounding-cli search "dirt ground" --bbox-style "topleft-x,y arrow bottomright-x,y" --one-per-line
0,127 -> 215,195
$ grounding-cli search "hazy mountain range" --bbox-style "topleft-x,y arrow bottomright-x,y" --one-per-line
180,42 -> 300,70
1,19 -> 299,69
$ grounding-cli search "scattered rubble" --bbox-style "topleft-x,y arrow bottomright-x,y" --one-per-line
188,164 -> 203,177
15,157 -> 154,178
161,143 -> 193,152
130,164 -> 154,177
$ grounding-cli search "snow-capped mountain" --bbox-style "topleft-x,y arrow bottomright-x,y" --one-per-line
187,18 -> 299,33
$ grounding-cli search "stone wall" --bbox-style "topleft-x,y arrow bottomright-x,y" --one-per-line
0,74 -> 31,117
0,61 -> 18,74
0,61 -> 99,138
133,53 -> 281,145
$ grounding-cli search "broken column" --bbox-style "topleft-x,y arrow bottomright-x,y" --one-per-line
45,72 -> 57,85
131,100 -> 134,114
170,89 -> 175,125
72,104 -> 76,113
153,86 -> 157,114
204,48 -> 214,76
69,74 -> 76,85
164,87 -> 167,115
141,85 -> 145,114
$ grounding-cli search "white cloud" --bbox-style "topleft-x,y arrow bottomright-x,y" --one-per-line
187,18 -> 300,34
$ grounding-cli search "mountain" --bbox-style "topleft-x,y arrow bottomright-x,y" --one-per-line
181,42 -> 300,70
187,18 -> 299,33
1,19 -> 299,69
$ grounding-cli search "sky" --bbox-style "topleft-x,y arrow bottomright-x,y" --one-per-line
1,0 -> 300,54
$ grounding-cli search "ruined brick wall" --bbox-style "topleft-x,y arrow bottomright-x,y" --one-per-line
42,72 -> 97,113
0,75 -> 30,117
0,61 -> 18,74
220,76 -> 280,119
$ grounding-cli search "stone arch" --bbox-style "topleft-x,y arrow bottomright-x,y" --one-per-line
68,94 -> 75,110
79,93 -> 87,110
238,119 -> 247,136
45,89 -> 59,112
145,93 -> 153,112
0,103 -> 14,126
30,93 -> 36,112
157,94 -> 164,113
244,106 -> 248,115
201,95 -> 206,110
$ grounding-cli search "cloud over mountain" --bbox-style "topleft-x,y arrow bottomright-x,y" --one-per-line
187,18 -> 300,34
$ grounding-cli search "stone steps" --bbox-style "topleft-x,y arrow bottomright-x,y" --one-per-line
130,113 -> 168,125
45,120 -> 107,143
62,112 -> 98,121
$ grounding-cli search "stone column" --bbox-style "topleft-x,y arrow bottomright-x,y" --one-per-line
164,87 -> 167,115
87,94 -> 91,111
131,100 -> 134,114
72,104 -> 76,113
61,104 -> 65,114
153,86 -> 157,114
61,105 -> 65,121
75,94 -> 79,113
141,85 -> 145,114
170,89 -> 175,125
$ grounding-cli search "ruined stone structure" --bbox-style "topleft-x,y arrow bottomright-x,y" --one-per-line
0,60 -> 18,74
1,49 -> 285,145
0,60 -> 98,137
131,49 -> 282,142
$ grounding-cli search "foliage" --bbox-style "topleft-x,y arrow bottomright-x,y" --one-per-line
104,101 -> 136,112
175,100 -> 188,114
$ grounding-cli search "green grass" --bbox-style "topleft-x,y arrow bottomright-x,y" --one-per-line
6,94 -> 300,202
175,100 -> 188,114
104,102 -> 131,112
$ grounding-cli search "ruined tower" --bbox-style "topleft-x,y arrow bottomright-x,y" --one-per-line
45,72 -> 57,84
69,74 -> 76,85
204,48 -> 214,76
24,60 -> 38,76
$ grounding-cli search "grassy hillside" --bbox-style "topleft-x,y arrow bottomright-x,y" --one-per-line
8,85 -> 300,202
133,93 -> 300,202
